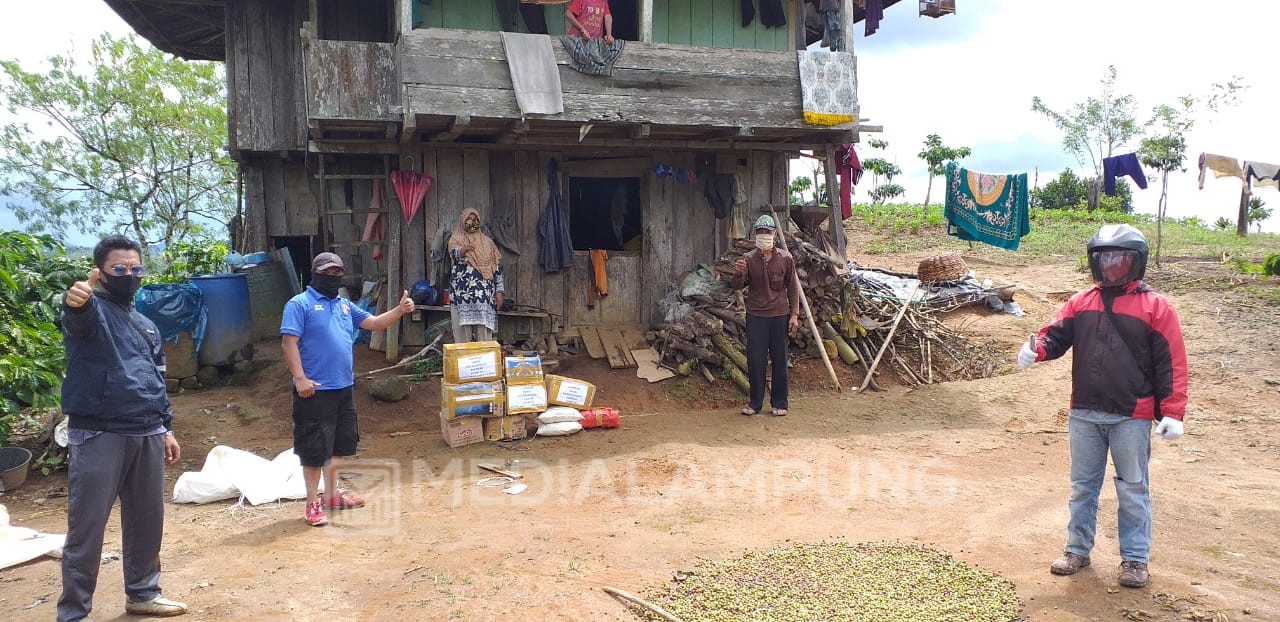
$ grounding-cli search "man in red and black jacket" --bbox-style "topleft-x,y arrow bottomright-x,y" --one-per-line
1017,224 -> 1188,590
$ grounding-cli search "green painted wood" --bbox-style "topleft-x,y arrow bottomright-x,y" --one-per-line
667,0 -> 692,45
711,0 -> 735,48
689,0 -> 713,46
416,0 -> 443,28
731,0 -> 755,50
652,0 -> 669,43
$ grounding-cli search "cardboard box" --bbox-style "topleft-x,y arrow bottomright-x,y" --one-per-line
506,382 -> 548,415
504,353 -> 544,385
441,381 -> 505,421
440,410 -> 484,448
483,415 -> 528,442
545,374 -> 597,409
443,341 -> 503,384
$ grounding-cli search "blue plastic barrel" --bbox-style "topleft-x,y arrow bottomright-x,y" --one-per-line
190,274 -> 252,367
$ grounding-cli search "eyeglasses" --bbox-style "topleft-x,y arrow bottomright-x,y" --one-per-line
108,264 -> 146,277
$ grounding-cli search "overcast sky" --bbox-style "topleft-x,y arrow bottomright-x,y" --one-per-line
3,0 -> 1279,243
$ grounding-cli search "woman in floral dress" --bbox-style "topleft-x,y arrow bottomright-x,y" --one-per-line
448,208 -> 505,342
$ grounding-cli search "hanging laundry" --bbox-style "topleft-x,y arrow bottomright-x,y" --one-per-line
501,32 -> 565,115
740,0 -> 755,27
1197,153 -> 1243,189
704,173 -> 745,220
360,182 -> 386,261
538,159 -> 575,273
1101,153 -> 1148,196
519,2 -> 549,34
944,162 -> 1030,251
559,35 -> 625,76
818,0 -> 842,51
759,0 -> 787,27
798,50 -> 857,126
587,249 -> 608,308
865,0 -> 884,36
429,224 -> 452,290
1244,161 -> 1280,192
836,144 -> 863,220
496,0 -> 520,31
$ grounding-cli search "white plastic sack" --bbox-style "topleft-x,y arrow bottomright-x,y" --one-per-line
536,421 -> 583,436
0,504 -> 65,570
173,446 -> 308,505
538,407 -> 583,425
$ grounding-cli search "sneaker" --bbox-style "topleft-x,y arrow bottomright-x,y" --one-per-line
1049,552 -> 1091,575
304,500 -> 328,526
1118,560 -> 1150,588
323,490 -> 365,510
125,596 -> 188,617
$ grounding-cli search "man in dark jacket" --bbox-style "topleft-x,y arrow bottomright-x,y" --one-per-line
731,215 -> 800,416
1017,224 -> 1188,589
58,235 -> 186,621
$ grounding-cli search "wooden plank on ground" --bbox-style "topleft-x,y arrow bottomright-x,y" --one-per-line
598,328 -> 636,368
620,326 -> 649,350
580,326 -> 607,359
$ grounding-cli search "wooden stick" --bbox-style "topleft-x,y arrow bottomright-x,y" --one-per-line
361,333 -> 445,377
856,282 -> 920,393
603,586 -> 685,622
478,463 -> 523,480
770,207 -> 841,391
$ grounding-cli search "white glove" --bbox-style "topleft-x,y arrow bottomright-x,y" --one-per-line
1154,417 -> 1184,440
1016,335 -> 1038,369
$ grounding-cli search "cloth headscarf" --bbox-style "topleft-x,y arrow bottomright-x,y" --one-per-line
448,207 -> 502,281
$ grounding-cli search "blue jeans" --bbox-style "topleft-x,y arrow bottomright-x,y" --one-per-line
1065,414 -> 1152,563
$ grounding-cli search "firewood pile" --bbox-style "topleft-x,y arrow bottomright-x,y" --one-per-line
648,229 -> 1004,393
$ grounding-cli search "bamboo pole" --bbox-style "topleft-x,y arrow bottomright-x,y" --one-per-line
603,586 -> 684,622
769,207 -> 841,391
855,282 -> 920,393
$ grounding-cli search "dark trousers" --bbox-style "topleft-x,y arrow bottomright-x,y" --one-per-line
746,313 -> 789,411
58,432 -> 166,622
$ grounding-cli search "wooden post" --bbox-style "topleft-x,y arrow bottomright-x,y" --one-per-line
793,0 -> 805,50
841,0 -> 855,53
1237,185 -> 1250,237
769,207 -> 841,391
824,145 -> 846,257
640,0 -> 654,43
398,0 -> 413,37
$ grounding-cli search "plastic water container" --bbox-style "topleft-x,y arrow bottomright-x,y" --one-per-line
190,274 -> 252,366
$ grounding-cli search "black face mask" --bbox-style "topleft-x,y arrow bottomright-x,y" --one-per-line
311,272 -> 342,299
101,272 -> 142,303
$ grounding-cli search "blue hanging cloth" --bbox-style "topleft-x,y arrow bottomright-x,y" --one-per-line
538,159 -> 576,273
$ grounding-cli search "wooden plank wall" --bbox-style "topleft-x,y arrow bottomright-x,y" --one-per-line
304,40 -> 401,121
248,158 -> 322,239
400,28 -> 808,129
653,0 -> 793,50
225,0 -> 308,153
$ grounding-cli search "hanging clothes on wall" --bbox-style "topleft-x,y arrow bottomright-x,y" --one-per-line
798,50 -> 857,126
1198,153 -> 1243,189
538,159 -> 576,273
865,0 -> 884,36
429,223 -> 453,290
818,0 -> 842,51
944,162 -> 1030,251
740,0 -> 787,28
559,35 -> 625,76
836,144 -> 863,220
1244,161 -> 1280,192
1101,152 -> 1148,196
360,182 -> 387,261
704,173 -> 746,220
501,32 -> 565,115
519,2 -> 549,34
587,249 -> 608,308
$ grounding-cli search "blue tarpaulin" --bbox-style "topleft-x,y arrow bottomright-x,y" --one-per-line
136,283 -> 208,352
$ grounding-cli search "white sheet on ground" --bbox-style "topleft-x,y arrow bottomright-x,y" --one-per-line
172,446 -> 308,505
0,504 -> 65,570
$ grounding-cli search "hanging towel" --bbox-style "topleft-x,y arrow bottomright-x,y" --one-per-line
836,143 -> 863,220
361,182 -> 387,261
587,249 -> 608,307
501,32 -> 564,115
865,0 -> 884,36
538,159 -> 576,273
1102,153 -> 1148,196
798,50 -> 857,126
1198,153 -> 1243,189
559,35 -> 625,76
944,162 -> 1030,251
1244,161 -> 1280,191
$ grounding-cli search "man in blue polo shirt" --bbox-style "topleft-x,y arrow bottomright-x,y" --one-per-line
281,252 -> 415,526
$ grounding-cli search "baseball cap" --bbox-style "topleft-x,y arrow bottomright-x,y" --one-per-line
753,215 -> 776,232
312,252 -> 344,272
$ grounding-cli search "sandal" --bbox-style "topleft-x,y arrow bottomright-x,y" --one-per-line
741,406 -> 758,416
770,408 -> 788,417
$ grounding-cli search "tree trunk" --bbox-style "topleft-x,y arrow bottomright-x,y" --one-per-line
1086,178 -> 1101,212
1237,186 -> 1250,237
1155,171 -> 1168,266
920,174 -> 934,232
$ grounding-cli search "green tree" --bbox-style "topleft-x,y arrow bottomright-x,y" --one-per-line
917,133 -> 971,209
0,33 -> 235,256
1032,66 -> 1143,211
863,138 -> 904,206
1248,196 -> 1272,233
788,176 -> 813,205
1032,169 -> 1088,210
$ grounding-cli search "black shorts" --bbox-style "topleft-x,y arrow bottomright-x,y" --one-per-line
292,386 -> 358,468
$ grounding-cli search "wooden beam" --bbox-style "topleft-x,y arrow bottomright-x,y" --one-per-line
400,113 -> 418,144
824,144 -> 847,256
640,0 -> 654,43
428,115 -> 471,142
630,123 -> 651,139
398,0 -> 413,38
794,0 -> 807,50
841,0 -> 855,54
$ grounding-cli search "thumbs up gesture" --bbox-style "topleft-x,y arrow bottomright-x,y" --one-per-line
66,267 -> 100,308
397,289 -> 416,315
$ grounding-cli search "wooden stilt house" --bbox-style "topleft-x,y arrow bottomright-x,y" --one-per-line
105,0 -> 897,359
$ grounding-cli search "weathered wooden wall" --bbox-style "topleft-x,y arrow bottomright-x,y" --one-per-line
304,39 -> 401,122
400,28 -> 818,129
225,0 -> 309,154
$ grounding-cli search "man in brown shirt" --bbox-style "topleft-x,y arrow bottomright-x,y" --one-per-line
731,215 -> 800,416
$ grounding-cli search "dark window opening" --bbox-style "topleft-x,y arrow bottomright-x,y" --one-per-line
568,177 -> 642,252
318,0 -> 394,43
611,0 -> 639,42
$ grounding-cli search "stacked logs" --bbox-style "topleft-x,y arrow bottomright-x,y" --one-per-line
649,230 -> 1004,393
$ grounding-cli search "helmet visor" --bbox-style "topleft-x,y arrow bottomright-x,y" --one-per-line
1091,249 -> 1141,287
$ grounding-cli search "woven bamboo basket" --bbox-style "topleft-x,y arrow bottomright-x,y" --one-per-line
917,253 -> 968,283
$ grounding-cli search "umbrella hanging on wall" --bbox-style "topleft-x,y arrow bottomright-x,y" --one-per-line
391,170 -> 433,224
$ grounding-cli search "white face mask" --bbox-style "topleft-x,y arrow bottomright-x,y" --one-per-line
755,233 -> 775,251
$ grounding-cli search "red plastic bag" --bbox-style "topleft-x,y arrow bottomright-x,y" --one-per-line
580,407 -> 620,429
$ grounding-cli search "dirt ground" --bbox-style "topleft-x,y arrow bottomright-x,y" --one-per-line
3,232 -> 1279,622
